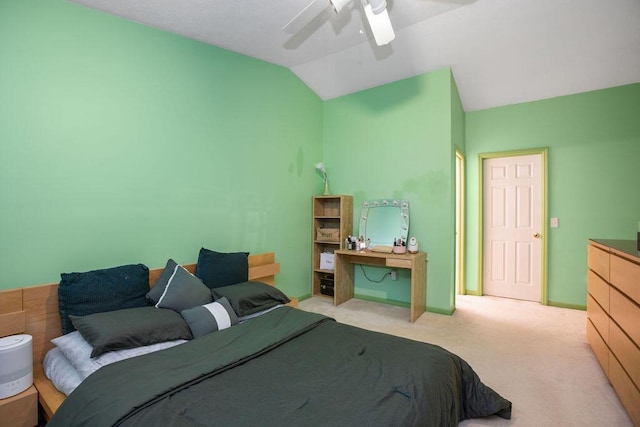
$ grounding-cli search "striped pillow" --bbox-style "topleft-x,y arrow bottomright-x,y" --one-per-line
154,263 -> 212,312
180,297 -> 239,338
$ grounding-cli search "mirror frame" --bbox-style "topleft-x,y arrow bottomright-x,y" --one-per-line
358,199 -> 409,248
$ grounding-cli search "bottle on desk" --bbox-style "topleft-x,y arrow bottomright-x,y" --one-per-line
408,237 -> 419,254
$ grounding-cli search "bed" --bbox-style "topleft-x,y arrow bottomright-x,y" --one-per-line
1,250 -> 511,426
1,251 -> 285,420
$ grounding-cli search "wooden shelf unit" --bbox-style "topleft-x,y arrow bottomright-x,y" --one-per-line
312,195 -> 353,301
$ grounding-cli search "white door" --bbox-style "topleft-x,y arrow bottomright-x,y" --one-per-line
483,154 -> 542,302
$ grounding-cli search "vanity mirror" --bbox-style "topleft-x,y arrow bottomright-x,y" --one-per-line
358,199 -> 409,249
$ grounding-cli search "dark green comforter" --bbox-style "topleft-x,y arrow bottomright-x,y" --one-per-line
48,307 -> 511,426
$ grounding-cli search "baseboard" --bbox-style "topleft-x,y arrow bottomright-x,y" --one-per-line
547,300 -> 586,311
353,294 -> 410,308
426,305 -> 455,315
462,290 -> 482,296
351,294 -> 457,315
458,293 -> 585,311
297,293 -> 312,302
310,293 -> 456,316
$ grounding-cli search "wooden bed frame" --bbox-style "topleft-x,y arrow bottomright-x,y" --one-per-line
0,252 -> 288,421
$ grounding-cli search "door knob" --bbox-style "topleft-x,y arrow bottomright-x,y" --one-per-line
533,233 -> 540,238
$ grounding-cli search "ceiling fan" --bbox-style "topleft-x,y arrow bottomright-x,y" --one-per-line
283,0 -> 395,46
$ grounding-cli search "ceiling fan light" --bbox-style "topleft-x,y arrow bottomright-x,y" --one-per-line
363,3 -> 395,45
330,0 -> 351,14
367,0 -> 387,15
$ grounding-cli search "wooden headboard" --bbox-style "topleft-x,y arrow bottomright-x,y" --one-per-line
0,252 -> 280,365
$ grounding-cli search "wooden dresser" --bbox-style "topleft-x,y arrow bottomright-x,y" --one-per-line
587,239 -> 640,426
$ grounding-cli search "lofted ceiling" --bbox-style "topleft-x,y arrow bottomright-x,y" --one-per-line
69,0 -> 640,111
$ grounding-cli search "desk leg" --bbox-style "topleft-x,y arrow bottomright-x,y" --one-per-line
410,255 -> 427,322
334,255 -> 354,306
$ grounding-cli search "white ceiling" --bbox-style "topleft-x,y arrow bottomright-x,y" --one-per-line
69,0 -> 640,111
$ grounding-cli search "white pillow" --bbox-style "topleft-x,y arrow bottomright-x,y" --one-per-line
52,331 -> 186,379
43,347 -> 82,396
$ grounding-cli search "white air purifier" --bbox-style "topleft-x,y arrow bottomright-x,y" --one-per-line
0,334 -> 33,399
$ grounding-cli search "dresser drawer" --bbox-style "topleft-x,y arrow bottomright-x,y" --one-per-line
610,254 -> 640,305
609,355 -> 640,427
610,320 -> 640,390
587,294 -> 609,342
610,287 -> 640,347
588,244 -> 610,282
587,318 -> 609,376
587,269 -> 609,313
386,258 -> 412,269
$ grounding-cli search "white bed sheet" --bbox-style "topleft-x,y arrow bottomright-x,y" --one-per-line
43,347 -> 83,396
44,332 -> 187,396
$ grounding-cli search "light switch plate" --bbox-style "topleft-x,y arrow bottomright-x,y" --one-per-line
551,217 -> 559,228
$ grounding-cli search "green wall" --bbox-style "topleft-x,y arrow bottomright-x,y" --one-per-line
323,69 -> 460,314
0,0 -> 323,297
3,0 -> 635,314
465,83 -> 640,307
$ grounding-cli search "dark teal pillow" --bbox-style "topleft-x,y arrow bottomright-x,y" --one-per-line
58,264 -> 150,334
154,264 -> 212,312
211,281 -> 290,317
70,307 -> 192,357
195,248 -> 249,289
146,258 -> 179,304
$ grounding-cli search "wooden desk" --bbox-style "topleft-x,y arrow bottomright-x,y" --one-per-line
333,250 -> 427,322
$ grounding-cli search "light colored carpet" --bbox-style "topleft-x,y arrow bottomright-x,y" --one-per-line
298,295 -> 633,426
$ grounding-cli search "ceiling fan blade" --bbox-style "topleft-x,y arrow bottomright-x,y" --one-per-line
283,0 -> 332,34
362,3 -> 395,46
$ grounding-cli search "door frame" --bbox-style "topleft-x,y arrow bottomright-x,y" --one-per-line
455,149 -> 466,295
477,148 -> 549,304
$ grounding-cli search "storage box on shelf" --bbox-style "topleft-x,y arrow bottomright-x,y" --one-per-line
312,196 -> 352,302
587,239 -> 640,426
